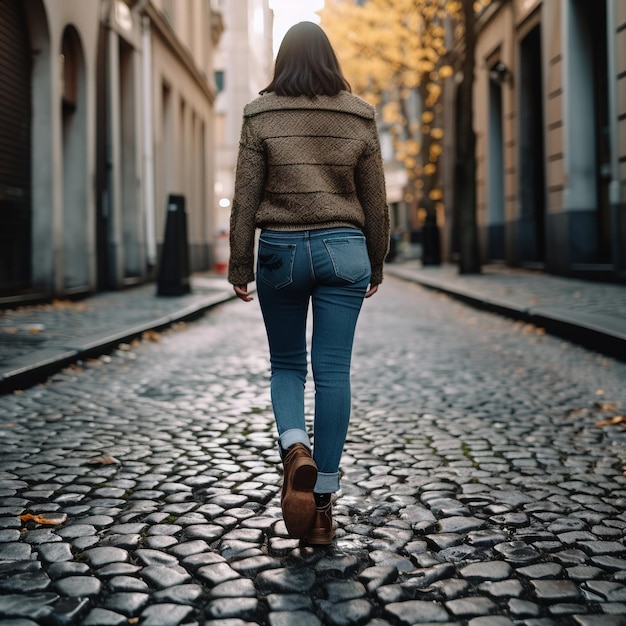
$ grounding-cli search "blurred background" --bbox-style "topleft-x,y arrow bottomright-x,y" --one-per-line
1,0 -> 624,307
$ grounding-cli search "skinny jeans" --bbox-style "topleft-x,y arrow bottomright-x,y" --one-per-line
256,228 -> 371,493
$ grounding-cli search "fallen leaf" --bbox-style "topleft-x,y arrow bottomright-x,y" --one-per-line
128,618 -> 140,625
2,327 -> 18,334
142,330 -> 161,342
595,415 -> 626,427
596,389 -> 605,396
88,454 -> 121,465
596,402 -> 620,411
19,513 -> 67,525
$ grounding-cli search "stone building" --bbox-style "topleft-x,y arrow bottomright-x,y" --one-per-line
0,0 -> 223,305
212,0 -> 274,235
442,0 -> 625,281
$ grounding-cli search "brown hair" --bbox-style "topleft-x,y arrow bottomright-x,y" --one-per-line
261,21 -> 351,97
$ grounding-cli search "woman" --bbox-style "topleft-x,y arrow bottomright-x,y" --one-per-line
228,21 -> 389,545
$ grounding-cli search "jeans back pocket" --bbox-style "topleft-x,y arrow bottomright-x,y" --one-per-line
324,236 -> 371,283
257,240 -> 296,289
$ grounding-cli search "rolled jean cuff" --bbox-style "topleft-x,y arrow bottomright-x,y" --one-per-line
314,472 -> 339,494
278,429 -> 311,456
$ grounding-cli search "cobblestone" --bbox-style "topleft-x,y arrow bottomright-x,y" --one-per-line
0,275 -> 625,624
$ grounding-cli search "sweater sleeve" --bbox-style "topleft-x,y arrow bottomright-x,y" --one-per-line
355,120 -> 390,286
228,117 -> 266,285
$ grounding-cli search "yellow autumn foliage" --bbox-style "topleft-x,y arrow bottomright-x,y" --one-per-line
321,0 -> 491,220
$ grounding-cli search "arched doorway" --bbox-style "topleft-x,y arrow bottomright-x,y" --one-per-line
0,0 -> 32,295
61,25 -> 89,291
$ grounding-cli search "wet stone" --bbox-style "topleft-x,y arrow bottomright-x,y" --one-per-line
429,578 -> 470,600
37,542 -> 72,563
208,494 -> 249,508
145,535 -> 178,549
96,562 -> 142,578
531,580 -> 581,601
358,566 -> 398,592
108,576 -> 150,592
147,524 -> 182,536
516,563 -> 563,578
384,600 -> 449,624
103,592 -> 150,616
0,592 -> 59,621
140,603 -> 195,626
47,561 -> 91,580
141,565 -> 191,590
478,580 -> 524,599
205,597 -> 259,621
83,607 -> 129,626
134,548 -> 177,566
231,555 -> 281,577
180,524 -> 224,542
153,584 -> 203,604
578,541 -> 626,556
167,539 -> 210,558
208,578 -> 256,599
438,516 -> 485,533
53,575 -> 102,597
0,529 -> 21,542
323,581 -> 367,602
460,561 -> 512,582
266,593 -> 314,616
56,524 -> 96,538
468,618 -> 515,626
0,571 -> 51,593
197,562 -> 241,586
315,555 -> 359,578
582,581 -> 626,602
494,541 -> 541,563
446,597 -> 497,617
257,568 -> 316,594
316,598 -> 373,626
85,546 -> 129,567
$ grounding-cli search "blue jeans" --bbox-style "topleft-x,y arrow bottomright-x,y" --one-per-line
256,228 -> 371,494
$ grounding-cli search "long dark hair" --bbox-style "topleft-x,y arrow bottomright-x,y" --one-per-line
261,21 -> 351,97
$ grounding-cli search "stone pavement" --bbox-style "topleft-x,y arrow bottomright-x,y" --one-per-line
1,262 -> 625,396
384,262 -> 626,363
1,271 -> 625,625
0,275 -> 237,394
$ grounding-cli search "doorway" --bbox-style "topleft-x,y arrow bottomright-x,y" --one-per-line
487,63 -> 506,261
0,0 -> 32,294
518,25 -> 546,266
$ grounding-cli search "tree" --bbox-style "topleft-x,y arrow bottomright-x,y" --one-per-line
320,0 -> 486,273
455,0 -> 480,273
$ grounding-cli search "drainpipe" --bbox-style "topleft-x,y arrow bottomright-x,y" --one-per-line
606,0 -> 621,271
141,14 -> 157,267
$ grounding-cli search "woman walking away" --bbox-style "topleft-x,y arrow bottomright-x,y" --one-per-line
228,21 -> 389,545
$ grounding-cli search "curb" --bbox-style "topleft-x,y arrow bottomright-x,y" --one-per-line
0,290 -> 237,395
386,265 -> 626,363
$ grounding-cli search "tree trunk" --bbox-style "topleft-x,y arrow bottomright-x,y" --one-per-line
456,0 -> 481,274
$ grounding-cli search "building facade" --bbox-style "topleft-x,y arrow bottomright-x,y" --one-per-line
212,0 -> 274,234
0,0 -> 223,306
443,0 -> 625,281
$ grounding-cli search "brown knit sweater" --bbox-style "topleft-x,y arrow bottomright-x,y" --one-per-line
228,91 -> 390,286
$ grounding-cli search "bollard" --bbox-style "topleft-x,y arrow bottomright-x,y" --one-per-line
157,194 -> 191,296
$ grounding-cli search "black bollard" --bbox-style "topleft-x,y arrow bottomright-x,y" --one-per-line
157,194 -> 191,296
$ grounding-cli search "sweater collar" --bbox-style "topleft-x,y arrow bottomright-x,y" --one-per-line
244,91 -> 375,120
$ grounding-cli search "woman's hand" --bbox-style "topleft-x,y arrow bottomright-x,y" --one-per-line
234,284 -> 254,302
365,284 -> 378,298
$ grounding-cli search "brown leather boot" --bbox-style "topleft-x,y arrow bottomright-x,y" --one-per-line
305,502 -> 334,545
281,443 -> 317,538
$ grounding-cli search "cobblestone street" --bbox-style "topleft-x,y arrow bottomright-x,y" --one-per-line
1,275 -> 626,626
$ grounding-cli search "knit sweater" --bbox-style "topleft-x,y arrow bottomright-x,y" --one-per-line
228,91 -> 390,286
